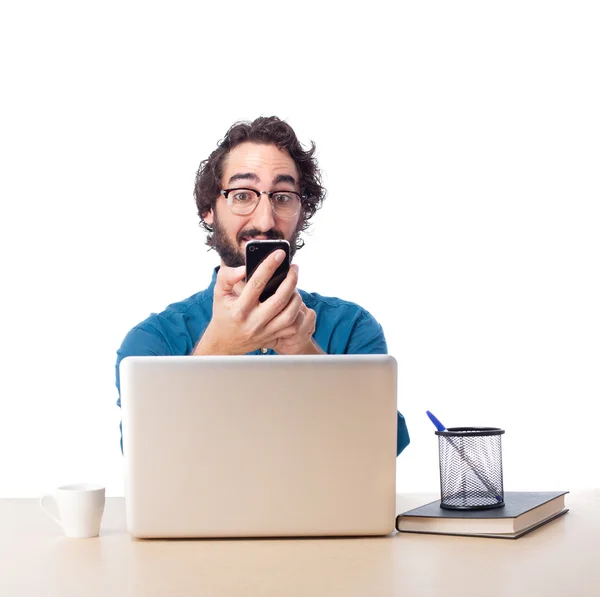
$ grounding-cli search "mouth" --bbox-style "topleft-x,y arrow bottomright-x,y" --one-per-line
241,235 -> 269,244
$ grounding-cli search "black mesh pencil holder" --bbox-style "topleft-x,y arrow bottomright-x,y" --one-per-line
436,427 -> 505,510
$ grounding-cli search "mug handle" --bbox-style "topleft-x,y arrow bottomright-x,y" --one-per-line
39,495 -> 62,527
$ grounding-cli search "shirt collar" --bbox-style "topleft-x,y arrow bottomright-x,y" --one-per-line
206,266 -> 220,308
209,266 -> 220,291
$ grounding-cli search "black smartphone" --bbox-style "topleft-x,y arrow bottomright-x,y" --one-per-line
245,239 -> 291,302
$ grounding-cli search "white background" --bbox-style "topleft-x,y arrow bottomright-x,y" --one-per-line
1,1 -> 598,497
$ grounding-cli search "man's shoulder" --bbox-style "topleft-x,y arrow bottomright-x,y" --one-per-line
117,286 -> 214,358
299,290 -> 387,354
298,290 -> 383,331
132,287 -> 213,336
163,287 -> 213,315
299,290 -> 371,316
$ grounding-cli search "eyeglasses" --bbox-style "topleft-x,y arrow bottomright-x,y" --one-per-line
221,188 -> 304,218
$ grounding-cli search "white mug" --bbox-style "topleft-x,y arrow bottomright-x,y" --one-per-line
40,483 -> 105,538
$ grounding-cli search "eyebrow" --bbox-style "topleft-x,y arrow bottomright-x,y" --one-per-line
227,172 -> 297,187
272,174 -> 297,186
228,172 -> 259,185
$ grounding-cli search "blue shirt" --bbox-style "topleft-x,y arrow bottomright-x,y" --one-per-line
115,268 -> 410,455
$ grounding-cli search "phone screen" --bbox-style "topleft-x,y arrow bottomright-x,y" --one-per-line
245,239 -> 291,302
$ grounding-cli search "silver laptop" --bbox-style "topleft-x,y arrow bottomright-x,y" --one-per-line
119,354 -> 398,538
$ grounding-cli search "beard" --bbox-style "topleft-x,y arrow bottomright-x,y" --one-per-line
210,212 -> 300,267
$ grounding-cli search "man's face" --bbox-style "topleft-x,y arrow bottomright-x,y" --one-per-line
204,142 -> 303,267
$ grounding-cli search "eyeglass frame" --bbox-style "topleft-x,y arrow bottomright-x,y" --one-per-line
220,187 -> 306,218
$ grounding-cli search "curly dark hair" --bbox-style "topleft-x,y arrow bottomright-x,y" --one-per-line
193,116 -> 326,251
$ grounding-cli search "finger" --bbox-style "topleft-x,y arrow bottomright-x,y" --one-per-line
232,279 -> 246,298
214,265 -> 246,298
258,264 -> 299,321
262,290 -> 303,338
238,249 -> 288,311
279,303 -> 315,338
302,306 -> 317,335
274,308 -> 306,339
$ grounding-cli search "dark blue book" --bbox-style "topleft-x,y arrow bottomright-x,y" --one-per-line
395,491 -> 569,539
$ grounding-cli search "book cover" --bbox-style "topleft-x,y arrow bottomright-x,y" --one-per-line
395,491 -> 569,538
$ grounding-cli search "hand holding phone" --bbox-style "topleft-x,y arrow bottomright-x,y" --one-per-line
194,239 -> 308,355
245,239 -> 291,302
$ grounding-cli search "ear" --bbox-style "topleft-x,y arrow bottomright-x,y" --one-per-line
203,208 -> 214,226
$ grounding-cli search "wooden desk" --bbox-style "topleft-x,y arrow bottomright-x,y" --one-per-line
1,491 -> 598,597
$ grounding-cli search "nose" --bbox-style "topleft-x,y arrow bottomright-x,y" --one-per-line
250,193 -> 276,232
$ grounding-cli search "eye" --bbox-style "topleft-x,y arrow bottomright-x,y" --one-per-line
272,193 -> 292,204
232,191 -> 253,203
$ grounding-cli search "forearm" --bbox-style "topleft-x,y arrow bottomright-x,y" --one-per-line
192,335 -> 218,355
192,324 -> 230,356
303,338 -> 325,355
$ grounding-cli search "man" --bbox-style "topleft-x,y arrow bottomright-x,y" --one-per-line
115,116 -> 409,455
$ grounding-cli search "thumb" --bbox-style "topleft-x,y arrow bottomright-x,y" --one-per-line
215,265 -> 246,297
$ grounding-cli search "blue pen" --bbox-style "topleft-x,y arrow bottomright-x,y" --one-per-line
426,410 -> 503,503
426,410 -> 446,432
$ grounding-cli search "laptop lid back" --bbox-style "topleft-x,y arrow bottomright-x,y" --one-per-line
120,354 -> 398,538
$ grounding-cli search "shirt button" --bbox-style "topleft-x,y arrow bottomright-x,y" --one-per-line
261,348 -> 268,354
